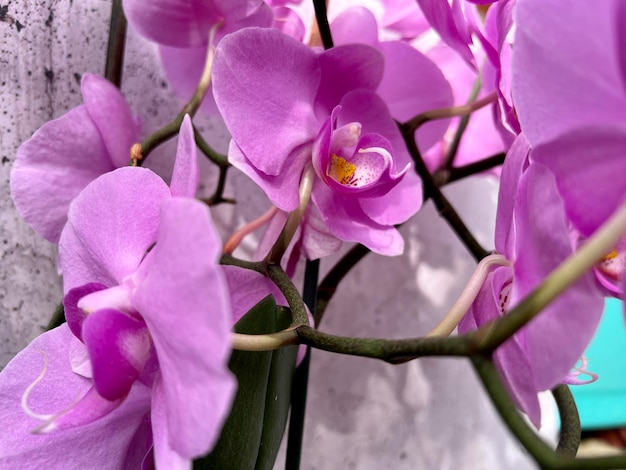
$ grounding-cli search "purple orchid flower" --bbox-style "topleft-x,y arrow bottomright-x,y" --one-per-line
512,0 -> 626,293
0,117 -> 236,468
459,135 -> 604,426
213,27 -> 436,257
122,0 -> 273,116
10,74 -> 140,243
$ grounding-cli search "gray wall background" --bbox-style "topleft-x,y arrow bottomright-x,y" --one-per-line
0,2 -> 554,468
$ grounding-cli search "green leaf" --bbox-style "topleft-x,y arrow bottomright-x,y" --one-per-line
255,306 -> 297,470
194,296 -> 297,470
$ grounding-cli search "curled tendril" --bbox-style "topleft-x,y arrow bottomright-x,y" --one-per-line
563,355 -> 599,385
20,349 -> 82,433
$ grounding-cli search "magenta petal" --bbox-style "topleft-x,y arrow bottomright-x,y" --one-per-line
213,28 -> 321,176
336,90 -> 421,225
358,171 -> 422,226
81,74 -> 140,168
459,267 -> 541,426
531,126 -> 626,236
512,163 -> 604,391
314,43 -> 384,117
0,325 -> 152,469
494,134 -> 529,257
10,106 -> 116,242
415,0 -> 475,67
618,2 -> 626,93
512,0 -> 626,146
59,167 -> 170,293
376,40 -> 453,151
228,140 -> 310,212
331,7 -> 379,46
312,184 -> 404,255
169,115 -> 199,198
123,0 -> 220,47
150,376 -> 191,469
83,309 -> 152,401
63,283 -> 109,341
133,198 -> 236,457
223,265 -> 288,325
159,45 -> 221,116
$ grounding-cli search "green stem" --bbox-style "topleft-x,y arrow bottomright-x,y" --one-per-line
399,121 -> 490,261
267,164 -> 315,265
403,92 -> 496,135
204,166 -> 235,206
472,355 -> 564,469
475,201 -> 626,352
442,78 -> 482,169
194,128 -> 229,168
135,26 -> 218,164
474,356 -> 626,469
231,329 -> 299,351
553,385 -> 581,457
219,254 -> 267,276
267,264 -> 311,326
296,325 -> 470,362
433,152 -> 506,187
104,0 -> 127,87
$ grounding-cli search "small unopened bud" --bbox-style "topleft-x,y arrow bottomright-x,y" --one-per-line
130,143 -> 143,166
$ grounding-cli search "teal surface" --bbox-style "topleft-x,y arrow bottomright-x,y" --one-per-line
570,297 -> 626,430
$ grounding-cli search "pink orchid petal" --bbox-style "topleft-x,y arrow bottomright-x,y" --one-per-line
494,134 -> 529,257
272,6 -> 306,41
331,7 -> 379,47
59,167 -> 170,292
511,163 -> 604,391
150,378 -> 190,469
0,325 -> 152,468
531,126 -> 626,237
81,74 -> 140,168
213,28 -> 321,176
159,45 -> 221,116
312,183 -> 404,256
123,0 -> 221,48
618,2 -> 626,93
512,0 -> 626,146
299,203 -> 344,260
133,197 -> 236,457
228,140 -> 311,212
169,115 -> 199,198
335,90 -> 421,225
223,265 -> 288,324
63,283 -> 109,341
83,309 -> 152,401
314,43 -> 384,117
459,266 -> 541,426
376,40 -> 454,152
10,106 -> 116,242
415,0 -> 475,67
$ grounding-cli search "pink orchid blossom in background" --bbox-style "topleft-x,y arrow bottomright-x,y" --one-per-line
459,135 -> 604,426
213,27 -> 445,257
329,6 -> 454,151
10,74 -> 140,243
513,0 -> 626,294
122,0 -> 273,116
0,117 -> 236,468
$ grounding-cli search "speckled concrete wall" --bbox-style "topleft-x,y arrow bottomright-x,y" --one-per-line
0,2 -> 551,468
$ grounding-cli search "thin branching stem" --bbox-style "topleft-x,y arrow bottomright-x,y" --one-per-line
400,121 -> 490,261
104,0 -> 127,87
